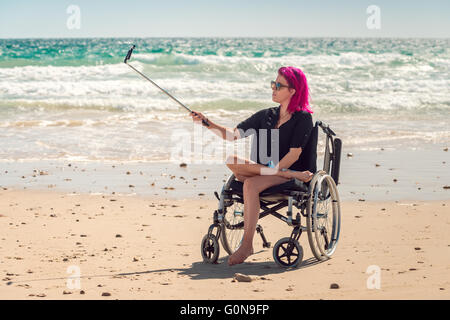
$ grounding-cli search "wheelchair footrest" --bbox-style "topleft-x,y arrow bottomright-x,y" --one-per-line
256,224 -> 271,249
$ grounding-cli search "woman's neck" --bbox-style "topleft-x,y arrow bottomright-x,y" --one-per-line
279,103 -> 290,117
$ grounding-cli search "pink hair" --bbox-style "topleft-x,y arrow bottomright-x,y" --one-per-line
278,66 -> 313,114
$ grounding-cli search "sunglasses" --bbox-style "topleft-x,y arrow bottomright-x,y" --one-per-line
271,80 -> 291,91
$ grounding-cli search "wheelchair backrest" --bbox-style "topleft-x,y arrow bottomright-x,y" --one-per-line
301,123 -> 318,174
316,121 -> 342,185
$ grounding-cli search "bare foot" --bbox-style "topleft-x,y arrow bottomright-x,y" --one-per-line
291,170 -> 313,183
228,246 -> 254,266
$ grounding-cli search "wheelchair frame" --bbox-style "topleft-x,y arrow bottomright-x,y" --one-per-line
201,121 -> 342,267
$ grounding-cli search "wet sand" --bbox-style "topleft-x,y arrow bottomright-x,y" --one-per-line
0,145 -> 449,201
0,189 -> 449,299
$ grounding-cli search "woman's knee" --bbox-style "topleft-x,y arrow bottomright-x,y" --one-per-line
243,177 -> 259,194
226,155 -> 236,165
226,155 -> 252,166
225,155 -> 237,171
235,174 -> 248,182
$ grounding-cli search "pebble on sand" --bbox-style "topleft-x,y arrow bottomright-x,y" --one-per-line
234,273 -> 252,282
330,283 -> 340,289
179,163 -> 187,167
101,292 -> 111,296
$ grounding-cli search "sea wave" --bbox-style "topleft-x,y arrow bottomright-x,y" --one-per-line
0,48 -> 448,116
1,38 -> 449,162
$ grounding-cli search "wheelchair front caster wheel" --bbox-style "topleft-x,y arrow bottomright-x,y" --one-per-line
201,234 -> 220,264
272,237 -> 304,268
263,242 -> 271,249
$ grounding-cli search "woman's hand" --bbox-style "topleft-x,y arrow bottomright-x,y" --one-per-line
190,110 -> 209,127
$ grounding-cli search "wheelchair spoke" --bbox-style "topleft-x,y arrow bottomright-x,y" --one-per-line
221,200 -> 245,255
312,174 -> 339,257
273,237 -> 303,268
312,180 -> 327,253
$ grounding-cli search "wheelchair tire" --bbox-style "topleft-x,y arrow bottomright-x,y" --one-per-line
220,200 -> 245,256
306,171 -> 341,261
272,237 -> 304,268
201,234 -> 220,264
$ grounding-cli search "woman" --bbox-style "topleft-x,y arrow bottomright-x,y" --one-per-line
191,66 -> 315,266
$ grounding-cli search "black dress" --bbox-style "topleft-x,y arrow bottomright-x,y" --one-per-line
236,106 -> 316,173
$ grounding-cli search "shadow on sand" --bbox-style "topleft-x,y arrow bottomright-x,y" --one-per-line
117,255 -> 323,280
7,253 -> 323,285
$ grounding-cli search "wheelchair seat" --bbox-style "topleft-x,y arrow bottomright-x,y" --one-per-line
228,178 -> 309,198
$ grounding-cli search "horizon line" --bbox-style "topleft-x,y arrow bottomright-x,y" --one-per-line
1,35 -> 449,40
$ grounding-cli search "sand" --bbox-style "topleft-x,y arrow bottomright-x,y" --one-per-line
1,188 -> 449,300
1,145 -> 449,202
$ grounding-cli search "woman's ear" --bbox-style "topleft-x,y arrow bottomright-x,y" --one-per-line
290,88 -> 296,97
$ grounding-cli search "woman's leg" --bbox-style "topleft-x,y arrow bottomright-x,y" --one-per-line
227,155 -> 313,183
226,155 -> 269,178
228,174 -> 290,266
280,169 -> 314,183
234,173 -> 252,182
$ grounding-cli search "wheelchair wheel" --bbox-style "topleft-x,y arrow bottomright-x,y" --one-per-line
220,200 -> 245,255
201,234 -> 220,264
306,171 -> 341,261
272,237 -> 304,268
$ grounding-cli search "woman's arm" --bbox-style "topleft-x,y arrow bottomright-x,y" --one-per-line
190,111 -> 241,141
208,120 -> 242,141
276,147 -> 302,170
259,147 -> 311,179
262,149 -> 312,182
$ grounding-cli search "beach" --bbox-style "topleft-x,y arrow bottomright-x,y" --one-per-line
0,145 -> 449,299
1,37 -> 449,300
1,188 -> 449,300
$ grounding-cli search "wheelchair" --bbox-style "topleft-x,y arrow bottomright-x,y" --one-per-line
200,120 -> 342,268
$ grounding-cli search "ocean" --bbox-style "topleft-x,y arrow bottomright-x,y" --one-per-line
0,38 -> 449,163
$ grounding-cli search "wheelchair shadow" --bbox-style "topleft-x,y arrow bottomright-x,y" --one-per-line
117,255 -> 323,281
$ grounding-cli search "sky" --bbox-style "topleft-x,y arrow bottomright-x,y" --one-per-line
0,0 -> 449,38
